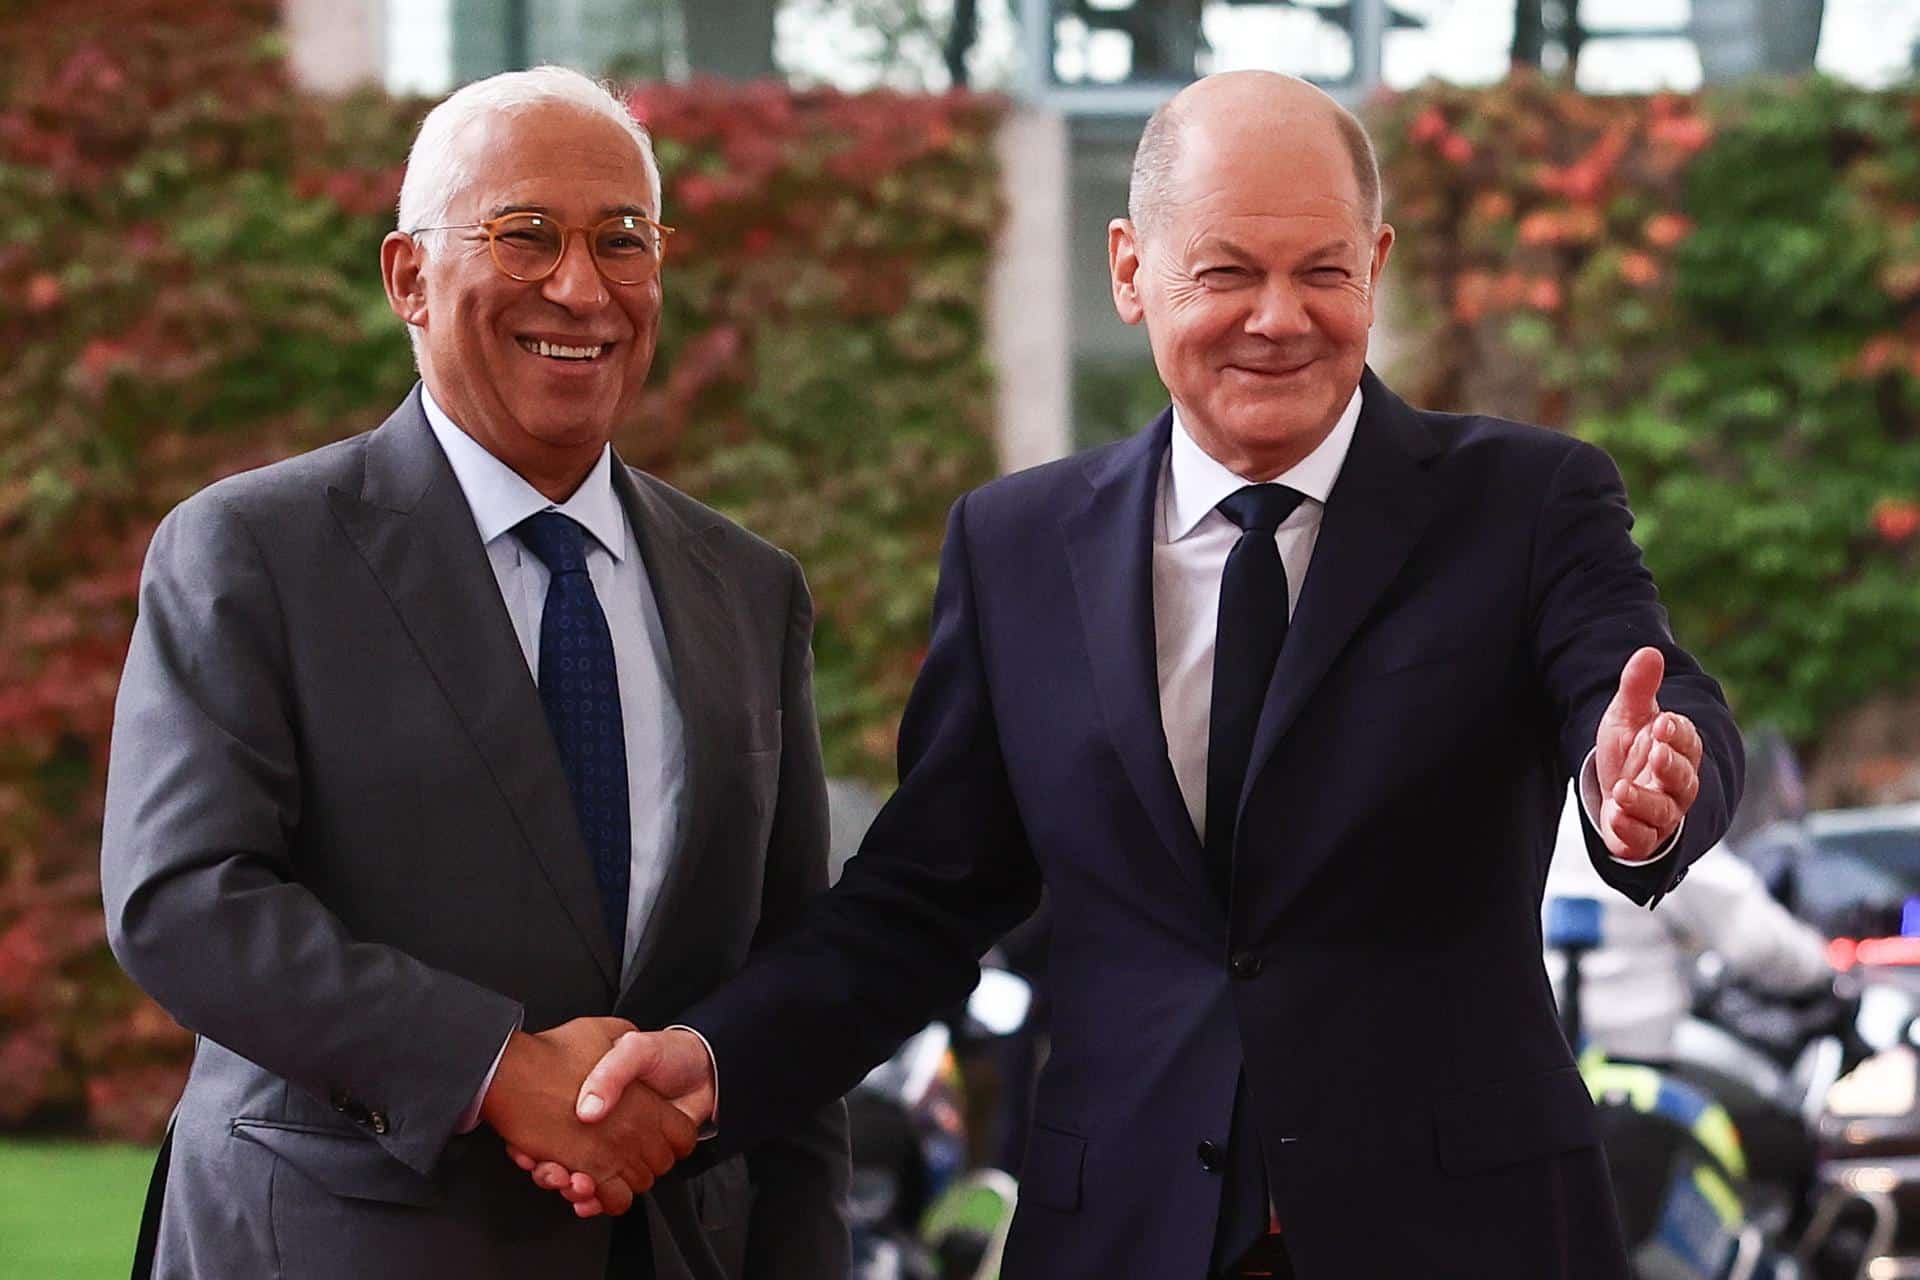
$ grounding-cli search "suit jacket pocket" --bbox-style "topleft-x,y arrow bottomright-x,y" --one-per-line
1021,1124 -> 1086,1212
1340,632 -> 1472,678
231,1119 -> 441,1206
1430,1064 -> 1598,1177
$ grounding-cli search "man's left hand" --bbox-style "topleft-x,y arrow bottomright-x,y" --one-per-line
1594,646 -> 1704,862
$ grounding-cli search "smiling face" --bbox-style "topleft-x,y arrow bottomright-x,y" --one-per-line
382,101 -> 662,499
1110,83 -> 1393,481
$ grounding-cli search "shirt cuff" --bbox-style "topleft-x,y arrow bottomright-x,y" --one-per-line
665,1024 -> 720,1140
1579,748 -> 1683,865
457,1016 -> 523,1134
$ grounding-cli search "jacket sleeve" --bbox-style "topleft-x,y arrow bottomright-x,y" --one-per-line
685,493 -> 1044,1157
742,553 -> 851,1278
100,493 -> 524,1176
1526,440 -> 1746,908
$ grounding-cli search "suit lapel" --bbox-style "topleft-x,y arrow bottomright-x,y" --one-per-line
327,389 -> 622,987
1237,370 -> 1440,821
610,466 -> 736,997
1060,413 -> 1214,903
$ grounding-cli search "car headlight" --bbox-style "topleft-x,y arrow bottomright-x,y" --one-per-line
1827,1046 -> 1919,1118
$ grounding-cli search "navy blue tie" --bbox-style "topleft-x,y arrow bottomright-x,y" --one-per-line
514,511 -> 630,960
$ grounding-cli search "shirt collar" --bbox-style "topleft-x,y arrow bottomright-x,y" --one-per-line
1164,382 -> 1364,543
420,382 -> 627,562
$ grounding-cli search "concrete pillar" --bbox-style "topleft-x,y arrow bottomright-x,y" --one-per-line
988,107 -> 1075,474
284,0 -> 387,93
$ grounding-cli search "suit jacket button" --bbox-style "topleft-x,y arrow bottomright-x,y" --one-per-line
1231,951 -> 1263,980
1197,1140 -> 1223,1173
368,1111 -> 389,1135
330,1089 -> 351,1113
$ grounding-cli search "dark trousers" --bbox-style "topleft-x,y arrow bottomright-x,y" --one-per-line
607,1209 -> 652,1277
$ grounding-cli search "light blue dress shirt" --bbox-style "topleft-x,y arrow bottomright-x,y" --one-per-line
421,385 -> 687,979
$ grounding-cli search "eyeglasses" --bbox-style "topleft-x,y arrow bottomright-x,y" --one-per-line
409,211 -> 675,286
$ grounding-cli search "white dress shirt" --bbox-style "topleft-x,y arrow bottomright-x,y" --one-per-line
1150,387 -> 1668,864
1154,389 -> 1362,841
421,387 -> 689,1129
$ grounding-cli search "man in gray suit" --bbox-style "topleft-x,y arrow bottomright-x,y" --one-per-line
101,65 -> 848,1279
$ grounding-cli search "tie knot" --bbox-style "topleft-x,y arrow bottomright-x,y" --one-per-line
1215,484 -> 1305,535
513,511 -> 592,576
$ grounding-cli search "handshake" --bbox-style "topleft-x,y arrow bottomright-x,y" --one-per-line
480,1017 -> 715,1218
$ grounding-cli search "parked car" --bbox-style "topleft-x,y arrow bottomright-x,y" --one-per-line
1740,804 -> 1920,941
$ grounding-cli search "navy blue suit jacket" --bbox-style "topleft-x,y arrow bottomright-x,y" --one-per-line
687,370 -> 1743,1279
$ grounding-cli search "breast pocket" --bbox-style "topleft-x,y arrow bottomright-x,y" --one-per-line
1340,630 -> 1474,678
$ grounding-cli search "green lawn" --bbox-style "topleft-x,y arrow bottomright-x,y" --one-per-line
0,1140 -> 155,1280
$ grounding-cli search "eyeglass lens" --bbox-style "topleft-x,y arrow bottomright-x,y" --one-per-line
490,213 -> 659,284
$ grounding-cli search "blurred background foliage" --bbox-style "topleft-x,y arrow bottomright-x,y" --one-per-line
0,0 -> 1000,1138
1374,74 -> 1920,746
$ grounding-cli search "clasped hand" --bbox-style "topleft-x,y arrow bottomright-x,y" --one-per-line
480,1017 -> 700,1217
505,1027 -> 717,1219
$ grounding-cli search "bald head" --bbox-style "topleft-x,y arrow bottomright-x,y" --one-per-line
1128,72 -> 1382,237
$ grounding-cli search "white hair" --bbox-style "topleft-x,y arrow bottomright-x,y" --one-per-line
395,65 -> 663,360
399,64 -> 663,249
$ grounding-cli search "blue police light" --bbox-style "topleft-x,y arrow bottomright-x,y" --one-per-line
1545,896 -> 1604,950
1901,896 -> 1920,938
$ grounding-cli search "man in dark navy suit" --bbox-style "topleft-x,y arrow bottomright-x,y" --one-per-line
535,70 -> 1742,1279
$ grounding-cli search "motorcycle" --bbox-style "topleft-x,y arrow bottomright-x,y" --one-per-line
1549,894 -> 1849,1279
847,965 -> 1031,1280
1792,943 -> 1920,1278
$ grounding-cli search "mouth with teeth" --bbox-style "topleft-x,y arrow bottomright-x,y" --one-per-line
517,337 -> 612,362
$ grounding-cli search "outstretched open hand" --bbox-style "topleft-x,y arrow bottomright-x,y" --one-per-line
1594,646 -> 1704,862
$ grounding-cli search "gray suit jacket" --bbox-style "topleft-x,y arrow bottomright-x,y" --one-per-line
101,387 -> 849,1279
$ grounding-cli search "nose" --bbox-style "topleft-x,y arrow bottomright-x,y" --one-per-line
540,229 -> 609,313
1243,279 -> 1312,341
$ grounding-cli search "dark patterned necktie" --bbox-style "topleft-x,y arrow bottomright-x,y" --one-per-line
514,511 -> 630,959
1204,482 -> 1306,907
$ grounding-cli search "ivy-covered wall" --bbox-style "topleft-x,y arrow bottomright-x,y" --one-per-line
0,0 -> 1001,1137
1373,75 -> 1920,751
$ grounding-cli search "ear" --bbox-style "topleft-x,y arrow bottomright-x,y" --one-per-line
1108,218 -> 1146,326
381,231 -> 430,330
1368,223 -> 1395,293
1363,222 -> 1395,325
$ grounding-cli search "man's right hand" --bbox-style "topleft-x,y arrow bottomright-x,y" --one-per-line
479,1017 -> 698,1217
511,1028 -> 717,1218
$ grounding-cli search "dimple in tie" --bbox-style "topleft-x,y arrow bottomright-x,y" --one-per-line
514,511 -> 630,960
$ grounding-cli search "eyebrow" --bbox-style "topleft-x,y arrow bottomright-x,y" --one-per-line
488,202 -> 655,221
1301,239 -> 1353,260
1193,235 -> 1354,261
